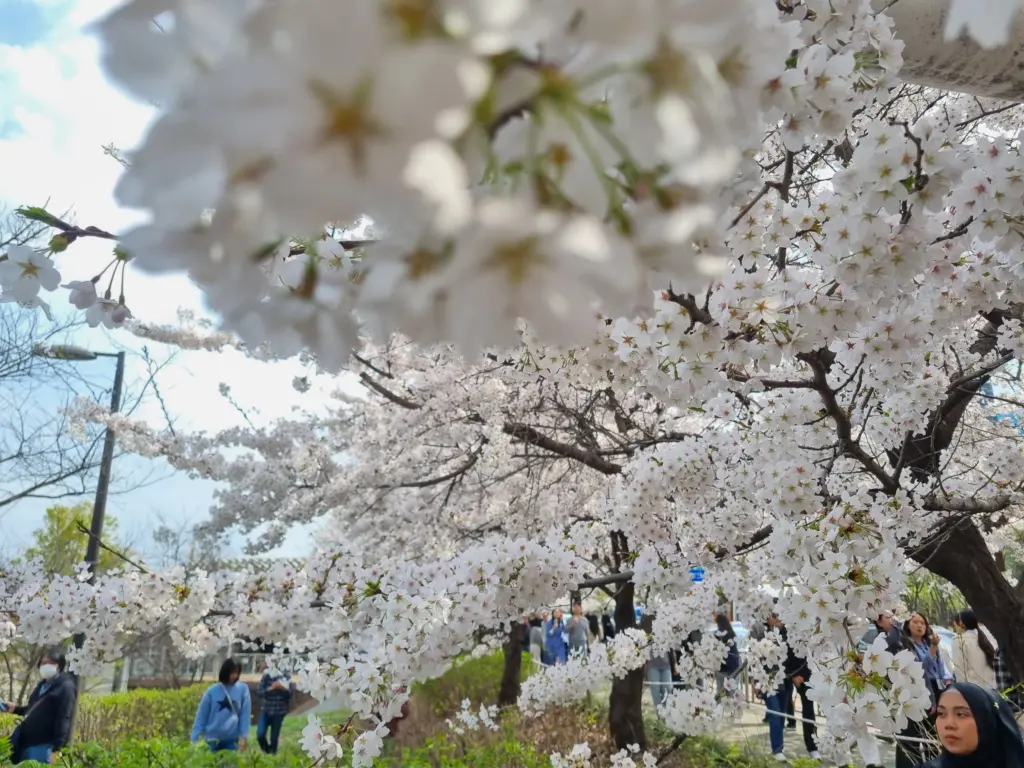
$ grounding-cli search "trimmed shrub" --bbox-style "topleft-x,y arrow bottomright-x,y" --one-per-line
412,651 -> 533,717
0,683 -> 208,747
0,737 -> 307,767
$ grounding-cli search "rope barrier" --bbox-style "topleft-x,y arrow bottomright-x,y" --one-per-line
530,652 -> 940,748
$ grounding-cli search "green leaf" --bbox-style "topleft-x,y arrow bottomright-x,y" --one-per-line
15,206 -> 65,229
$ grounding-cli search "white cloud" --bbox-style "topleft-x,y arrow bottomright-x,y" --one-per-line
0,3 -> 350,559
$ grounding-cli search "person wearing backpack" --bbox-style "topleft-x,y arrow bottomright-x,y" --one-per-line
2,647 -> 76,764
191,658 -> 251,752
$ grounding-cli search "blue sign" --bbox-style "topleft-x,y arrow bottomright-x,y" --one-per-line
689,566 -> 705,583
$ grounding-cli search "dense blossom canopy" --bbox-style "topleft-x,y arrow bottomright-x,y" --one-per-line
3,0 -> 1024,764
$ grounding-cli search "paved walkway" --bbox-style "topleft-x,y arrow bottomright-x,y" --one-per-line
621,677 -> 907,767
710,702 -> 899,766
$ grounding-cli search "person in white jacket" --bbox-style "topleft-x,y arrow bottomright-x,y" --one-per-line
952,609 -> 998,691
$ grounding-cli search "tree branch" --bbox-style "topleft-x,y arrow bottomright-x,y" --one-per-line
502,423 -> 623,475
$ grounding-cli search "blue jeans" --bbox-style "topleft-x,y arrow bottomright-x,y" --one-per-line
18,744 -> 53,763
647,666 -> 673,711
257,711 -> 286,754
207,739 -> 238,752
764,691 -> 785,754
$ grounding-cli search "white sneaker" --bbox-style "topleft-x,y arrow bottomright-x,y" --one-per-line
810,751 -> 821,760
773,753 -> 788,763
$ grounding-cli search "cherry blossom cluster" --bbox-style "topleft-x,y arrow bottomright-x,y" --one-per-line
8,0 -> 1024,758
3,536 -> 584,765
124,309 -> 247,353
299,713 -> 344,762
551,743 -> 659,768
0,558 -> 216,676
806,634 -> 933,762
8,0 -> 921,358
518,631 -> 649,716
446,699 -> 500,735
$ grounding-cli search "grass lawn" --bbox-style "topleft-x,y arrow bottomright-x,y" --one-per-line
278,708 -> 347,746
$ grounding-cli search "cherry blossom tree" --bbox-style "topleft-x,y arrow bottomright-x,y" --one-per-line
3,0 -> 1024,764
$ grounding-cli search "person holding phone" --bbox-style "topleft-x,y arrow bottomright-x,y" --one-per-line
256,660 -> 292,754
566,603 -> 589,658
3,647 -> 76,765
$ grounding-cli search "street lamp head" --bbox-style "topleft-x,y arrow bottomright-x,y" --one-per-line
32,344 -> 99,361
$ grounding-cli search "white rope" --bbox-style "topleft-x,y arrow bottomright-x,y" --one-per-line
528,652 -> 940,748
756,702 -> 939,747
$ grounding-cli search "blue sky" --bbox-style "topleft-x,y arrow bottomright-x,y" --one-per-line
0,0 -> 68,48
0,1 -> 347,562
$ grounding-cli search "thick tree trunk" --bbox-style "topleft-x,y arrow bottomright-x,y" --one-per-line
913,523 -> 1024,680
498,619 -> 527,707
878,0 -> 1024,103
890,311 -> 1024,680
609,580 -> 647,751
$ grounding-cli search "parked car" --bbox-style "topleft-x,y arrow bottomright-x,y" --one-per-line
934,626 -> 954,658
732,622 -> 749,654
706,622 -> 750,654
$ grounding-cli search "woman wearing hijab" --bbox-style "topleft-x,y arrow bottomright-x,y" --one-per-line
923,681 -> 1024,767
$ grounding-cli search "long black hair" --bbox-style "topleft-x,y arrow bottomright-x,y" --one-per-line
903,612 -> 933,645
715,612 -> 735,640
955,610 -> 997,669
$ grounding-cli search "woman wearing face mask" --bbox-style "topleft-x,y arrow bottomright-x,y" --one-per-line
2,647 -> 77,764
922,681 -> 1024,767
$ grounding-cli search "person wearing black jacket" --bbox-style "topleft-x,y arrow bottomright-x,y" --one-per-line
3,647 -> 77,764
782,632 -> 820,760
601,613 -> 616,643
751,611 -> 820,761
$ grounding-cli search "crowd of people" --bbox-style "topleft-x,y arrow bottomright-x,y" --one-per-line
3,604 -> 1024,765
522,598 -> 1024,767
859,608 -> 1021,768
749,604 -> 1024,767
525,601 -> 613,666
0,652 -> 293,763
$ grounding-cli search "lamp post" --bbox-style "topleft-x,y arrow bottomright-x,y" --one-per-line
32,345 -> 127,634
31,344 -> 127,745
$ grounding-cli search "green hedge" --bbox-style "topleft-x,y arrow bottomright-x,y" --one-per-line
0,684 -> 208,747
0,732 -> 549,768
0,736 -> 307,767
412,652 -> 533,717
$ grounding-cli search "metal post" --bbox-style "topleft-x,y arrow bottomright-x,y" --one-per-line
67,351 -> 126,745
73,351 -> 126,647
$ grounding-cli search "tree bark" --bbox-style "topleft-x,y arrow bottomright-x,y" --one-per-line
609,580 -> 647,752
891,310 -> 1024,678
912,522 -> 1024,680
498,619 -> 527,707
877,0 -> 1024,103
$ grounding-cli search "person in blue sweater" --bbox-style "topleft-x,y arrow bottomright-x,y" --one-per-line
545,608 -> 569,665
191,658 -> 251,752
